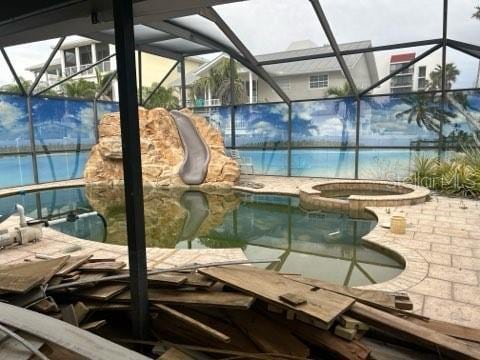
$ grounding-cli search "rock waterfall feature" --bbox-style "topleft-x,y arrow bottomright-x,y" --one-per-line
84,108 -> 240,188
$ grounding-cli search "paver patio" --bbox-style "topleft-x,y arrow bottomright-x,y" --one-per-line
0,175 -> 479,329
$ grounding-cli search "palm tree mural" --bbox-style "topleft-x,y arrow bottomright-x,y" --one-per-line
395,92 -> 454,134
190,58 -> 246,105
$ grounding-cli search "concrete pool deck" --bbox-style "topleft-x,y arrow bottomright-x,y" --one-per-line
1,176 -> 480,329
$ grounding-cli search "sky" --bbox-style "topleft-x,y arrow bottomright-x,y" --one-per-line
0,0 -> 478,89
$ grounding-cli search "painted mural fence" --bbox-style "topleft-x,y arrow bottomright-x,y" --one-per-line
0,90 -> 479,189
0,93 -> 118,188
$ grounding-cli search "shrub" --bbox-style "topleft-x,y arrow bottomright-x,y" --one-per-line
408,148 -> 480,198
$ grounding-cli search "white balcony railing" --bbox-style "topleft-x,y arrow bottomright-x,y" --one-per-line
64,61 -> 111,77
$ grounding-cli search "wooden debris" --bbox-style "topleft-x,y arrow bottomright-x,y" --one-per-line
115,288 -> 255,309
0,330 -> 44,360
279,292 -> 307,306
147,272 -> 188,286
152,303 -> 231,343
30,297 -> 59,314
81,320 -> 107,331
348,302 -> 480,359
283,274 -> 397,308
79,261 -> 126,273
200,265 -> 354,328
56,255 -> 93,276
76,283 -> 128,301
228,309 -> 310,358
0,302 -> 148,360
338,314 -> 367,330
335,324 -> 357,341
407,317 -> 480,344
73,301 -> 89,323
88,258 -> 117,263
158,347 -> 197,360
61,304 -> 79,326
395,298 -> 414,310
0,273 -> 44,294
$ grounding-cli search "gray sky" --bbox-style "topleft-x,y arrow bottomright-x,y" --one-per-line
1,0 -> 478,88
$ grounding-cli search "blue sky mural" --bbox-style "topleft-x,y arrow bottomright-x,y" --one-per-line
0,94 -> 30,153
235,104 -> 288,147
292,99 -> 356,147
32,96 -> 95,151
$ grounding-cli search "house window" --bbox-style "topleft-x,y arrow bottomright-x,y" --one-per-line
418,66 -> 427,89
79,45 -> 92,65
275,77 -> 290,91
64,48 -> 76,68
96,43 -> 110,60
309,74 -> 328,89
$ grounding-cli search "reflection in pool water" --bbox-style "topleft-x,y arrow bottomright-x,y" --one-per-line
0,186 -> 404,286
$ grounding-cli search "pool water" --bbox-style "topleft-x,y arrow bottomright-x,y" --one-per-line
0,186 -> 404,287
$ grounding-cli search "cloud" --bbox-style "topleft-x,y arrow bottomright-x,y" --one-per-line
0,100 -> 26,131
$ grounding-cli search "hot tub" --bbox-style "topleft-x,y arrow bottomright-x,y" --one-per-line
299,180 -> 430,217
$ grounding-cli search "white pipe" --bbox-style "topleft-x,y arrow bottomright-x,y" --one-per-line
16,204 -> 27,228
47,211 -> 99,226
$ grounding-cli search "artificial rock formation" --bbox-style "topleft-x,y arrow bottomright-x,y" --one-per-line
84,107 -> 240,188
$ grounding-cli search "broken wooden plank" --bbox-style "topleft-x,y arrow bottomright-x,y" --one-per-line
147,273 -> 188,286
283,274 -> 396,308
79,261 -> 126,272
0,273 -> 44,294
407,317 -> 480,344
158,347 -> 196,360
261,308 -> 370,360
0,330 -> 44,360
279,292 -> 306,306
61,304 -> 79,326
184,272 -> 215,288
56,255 -> 93,276
73,301 -> 89,323
76,283 -> 128,301
175,307 -> 260,353
81,320 -> 107,331
335,324 -> 357,341
199,265 -> 354,328
348,302 -> 480,359
362,338 -> 439,360
81,301 -> 130,311
88,258 -> 117,263
228,309 -> 310,358
152,303 -> 231,343
30,297 -> 59,314
394,299 -> 413,310
115,288 -> 255,309
0,302 -> 148,360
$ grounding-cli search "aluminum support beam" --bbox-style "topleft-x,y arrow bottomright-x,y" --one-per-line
35,53 -> 116,96
0,48 -> 26,96
200,8 -> 291,104
359,44 -> 442,96
28,36 -> 65,96
258,39 -> 442,66
142,60 -> 178,106
180,57 -> 186,108
309,0 -> 358,100
112,0 -> 148,340
447,39 -> 480,60
95,70 -> 117,100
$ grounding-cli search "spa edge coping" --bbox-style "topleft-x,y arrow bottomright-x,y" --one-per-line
0,177 -> 431,293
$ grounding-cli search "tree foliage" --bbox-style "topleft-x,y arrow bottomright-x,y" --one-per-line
190,58 -> 246,105
142,84 -> 179,110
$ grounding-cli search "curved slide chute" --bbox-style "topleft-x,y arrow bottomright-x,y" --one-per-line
179,191 -> 209,241
170,110 -> 210,185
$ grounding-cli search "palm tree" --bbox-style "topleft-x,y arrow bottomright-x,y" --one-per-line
190,58 -> 246,105
326,82 -> 356,97
62,79 -> 96,99
94,68 -> 116,100
429,63 -> 460,90
0,77 -> 57,96
473,6 -> 480,20
142,84 -> 179,110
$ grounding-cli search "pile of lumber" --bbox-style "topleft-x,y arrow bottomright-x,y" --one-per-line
0,255 -> 480,359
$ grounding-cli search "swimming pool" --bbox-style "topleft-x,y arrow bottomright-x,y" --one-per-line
0,186 -> 404,286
